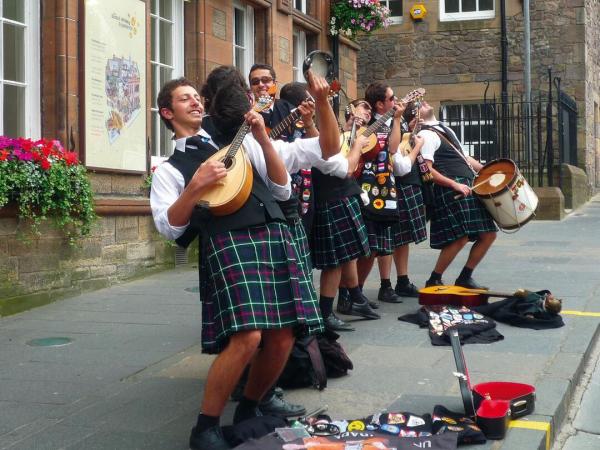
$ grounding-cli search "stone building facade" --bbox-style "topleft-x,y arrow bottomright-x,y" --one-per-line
0,0 -> 358,315
356,0 -> 600,190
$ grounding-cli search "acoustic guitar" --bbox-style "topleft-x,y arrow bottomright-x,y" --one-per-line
339,88 -> 426,158
418,285 -> 524,308
196,96 -> 273,216
267,92 -> 315,140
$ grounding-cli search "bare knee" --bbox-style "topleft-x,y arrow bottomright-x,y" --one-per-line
262,328 -> 295,354
479,231 -> 497,245
228,330 -> 262,358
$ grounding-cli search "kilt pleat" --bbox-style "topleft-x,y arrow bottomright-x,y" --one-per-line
429,176 -> 498,250
200,222 -> 323,354
310,195 -> 370,269
395,184 -> 428,245
365,219 -> 395,255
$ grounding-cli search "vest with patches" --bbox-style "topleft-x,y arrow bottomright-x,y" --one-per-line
169,135 -> 286,246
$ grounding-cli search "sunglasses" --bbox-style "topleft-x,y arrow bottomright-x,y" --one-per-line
250,76 -> 274,86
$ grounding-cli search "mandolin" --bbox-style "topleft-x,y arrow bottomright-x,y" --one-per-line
339,88 -> 425,158
398,93 -> 433,182
196,96 -> 273,216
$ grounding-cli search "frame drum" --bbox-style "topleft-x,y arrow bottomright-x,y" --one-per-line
302,50 -> 335,84
473,158 -> 539,230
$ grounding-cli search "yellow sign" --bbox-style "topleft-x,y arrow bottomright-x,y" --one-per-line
410,3 -> 427,20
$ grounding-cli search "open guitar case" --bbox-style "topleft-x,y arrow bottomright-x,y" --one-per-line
449,329 -> 535,439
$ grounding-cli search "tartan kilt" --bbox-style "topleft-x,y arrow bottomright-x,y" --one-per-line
288,218 -> 313,273
200,222 -> 323,354
364,219 -> 397,256
429,176 -> 498,250
310,195 -> 370,269
395,184 -> 428,245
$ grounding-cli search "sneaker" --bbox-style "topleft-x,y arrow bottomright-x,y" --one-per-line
378,286 -> 403,303
394,282 -> 420,298
189,425 -> 230,450
324,313 -> 355,331
259,392 -> 307,417
369,301 -> 380,309
348,293 -> 380,319
455,277 -> 488,290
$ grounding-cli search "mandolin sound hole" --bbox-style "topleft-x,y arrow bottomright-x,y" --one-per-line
222,157 -> 235,170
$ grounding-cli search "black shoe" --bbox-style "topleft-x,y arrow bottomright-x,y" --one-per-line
455,277 -> 488,290
336,296 -> 353,315
259,392 -> 307,417
378,286 -> 403,303
189,425 -> 230,450
394,282 -> 419,298
349,294 -> 381,320
425,278 -> 444,288
369,301 -> 380,309
233,403 -> 262,425
324,313 -> 355,331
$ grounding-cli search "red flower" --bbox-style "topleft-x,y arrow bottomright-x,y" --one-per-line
64,151 -> 79,166
40,158 -> 51,170
0,149 -> 9,161
17,137 -> 34,152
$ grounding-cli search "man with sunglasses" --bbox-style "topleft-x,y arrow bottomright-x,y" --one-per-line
248,63 -> 317,143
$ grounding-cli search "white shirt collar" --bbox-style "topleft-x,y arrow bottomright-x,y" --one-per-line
174,128 -> 214,152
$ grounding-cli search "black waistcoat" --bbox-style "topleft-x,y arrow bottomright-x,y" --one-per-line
169,135 -> 286,247
311,167 -> 361,205
421,125 -> 475,180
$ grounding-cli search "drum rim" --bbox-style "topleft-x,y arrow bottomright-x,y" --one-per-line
473,158 -> 519,198
302,50 -> 335,83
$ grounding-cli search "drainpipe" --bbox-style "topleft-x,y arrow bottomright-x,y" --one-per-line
524,0 -> 532,163
500,0 -> 509,158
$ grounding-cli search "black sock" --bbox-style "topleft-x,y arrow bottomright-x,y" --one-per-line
319,295 -> 334,318
380,279 -> 392,289
429,271 -> 442,282
348,286 -> 365,304
458,267 -> 474,281
196,413 -> 219,432
396,275 -> 409,287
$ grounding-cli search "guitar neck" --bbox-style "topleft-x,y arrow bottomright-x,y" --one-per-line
363,109 -> 395,137
269,108 -> 301,140
224,122 -> 251,159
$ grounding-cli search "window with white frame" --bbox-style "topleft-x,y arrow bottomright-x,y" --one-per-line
440,0 -> 495,22
440,102 -> 496,162
0,0 -> 40,139
294,0 -> 307,14
292,28 -> 307,82
381,0 -> 403,24
233,2 -> 254,80
150,0 -> 184,160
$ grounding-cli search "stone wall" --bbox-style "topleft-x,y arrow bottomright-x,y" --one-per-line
584,0 -> 600,188
356,1 -> 591,181
0,214 -> 175,317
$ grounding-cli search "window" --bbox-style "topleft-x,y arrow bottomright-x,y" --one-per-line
0,0 -> 40,138
294,0 -> 307,14
150,0 -> 184,160
292,29 -> 307,82
440,0 -> 494,21
233,2 -> 254,80
440,102 -> 496,162
381,0 -> 403,24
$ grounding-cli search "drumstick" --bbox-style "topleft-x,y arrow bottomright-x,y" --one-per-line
453,171 -> 507,199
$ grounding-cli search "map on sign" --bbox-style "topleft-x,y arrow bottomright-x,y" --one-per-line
104,56 -> 142,144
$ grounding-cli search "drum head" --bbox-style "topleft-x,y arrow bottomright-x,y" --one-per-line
474,159 -> 517,196
302,50 -> 335,83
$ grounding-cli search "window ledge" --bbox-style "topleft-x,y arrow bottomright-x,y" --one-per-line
440,12 -> 495,22
292,11 -> 321,34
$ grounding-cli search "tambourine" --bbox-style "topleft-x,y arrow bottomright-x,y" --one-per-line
302,50 -> 335,84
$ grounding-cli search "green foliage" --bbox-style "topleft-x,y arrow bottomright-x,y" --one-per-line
0,137 -> 97,244
330,0 -> 392,39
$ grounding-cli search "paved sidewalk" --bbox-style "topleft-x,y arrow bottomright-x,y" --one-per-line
1,195 -> 600,449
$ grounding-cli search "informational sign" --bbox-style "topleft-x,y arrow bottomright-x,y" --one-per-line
82,0 -> 147,172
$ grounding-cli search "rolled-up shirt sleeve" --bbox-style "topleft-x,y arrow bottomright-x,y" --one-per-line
150,162 -> 189,240
393,154 -> 413,177
243,135 -> 292,201
313,152 -> 349,178
272,137 -> 322,173
418,129 -> 440,162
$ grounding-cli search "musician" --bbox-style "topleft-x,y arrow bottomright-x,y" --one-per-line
248,63 -> 317,141
308,99 -> 380,332
151,78 -> 323,450
409,100 -> 497,289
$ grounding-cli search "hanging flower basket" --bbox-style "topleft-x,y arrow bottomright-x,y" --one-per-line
0,136 -> 96,243
330,0 -> 392,39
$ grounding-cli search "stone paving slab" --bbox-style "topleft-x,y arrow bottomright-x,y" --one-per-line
563,431 -> 600,450
573,354 -> 600,434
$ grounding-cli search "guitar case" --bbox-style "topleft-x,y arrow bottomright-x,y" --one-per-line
449,330 -> 536,439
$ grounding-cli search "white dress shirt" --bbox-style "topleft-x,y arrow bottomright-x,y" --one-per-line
418,118 -> 467,163
150,129 -> 293,241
